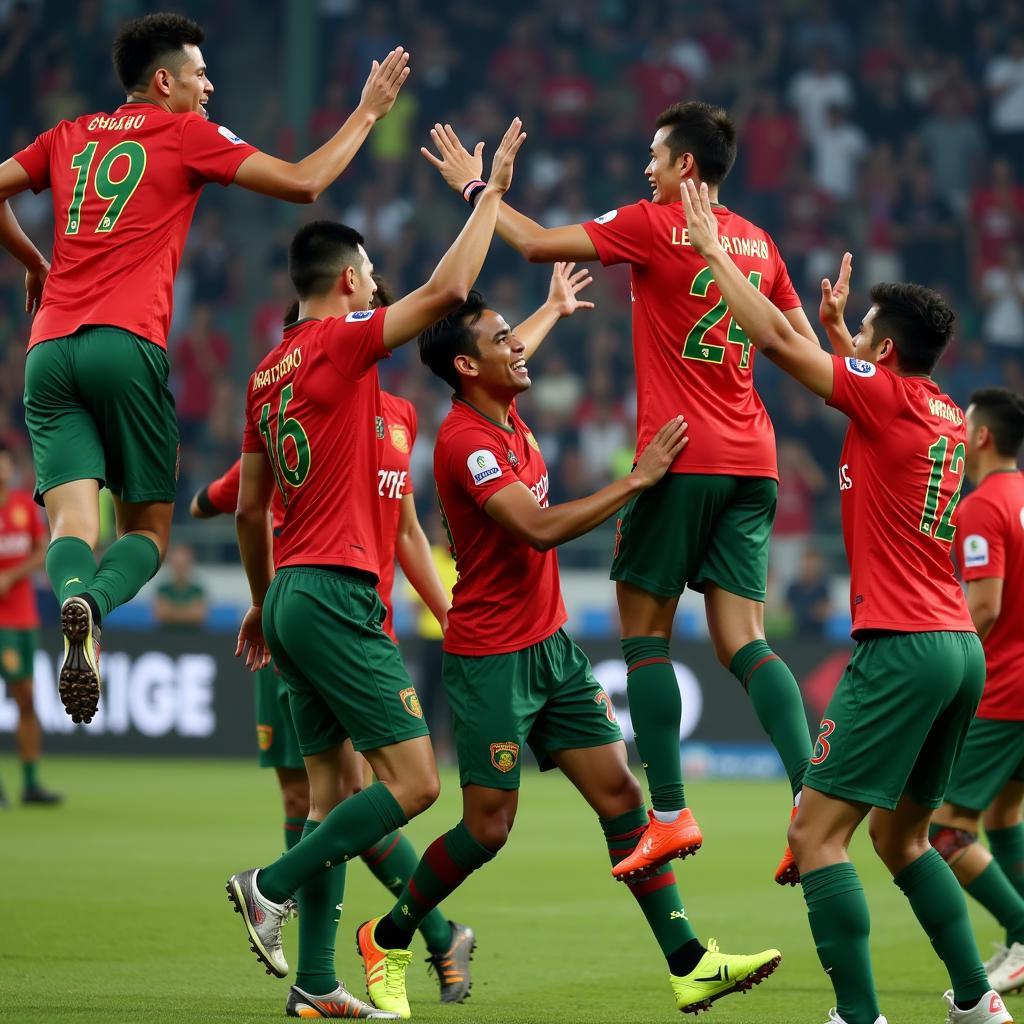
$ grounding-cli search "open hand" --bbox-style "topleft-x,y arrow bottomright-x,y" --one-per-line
680,179 -> 720,258
820,251 -> 853,331
546,262 -> 594,318
25,260 -> 47,315
358,47 -> 411,121
633,416 -> 689,488
235,605 -> 270,672
487,117 -> 526,194
421,122 -> 484,194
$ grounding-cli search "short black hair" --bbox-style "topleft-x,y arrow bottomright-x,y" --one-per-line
868,282 -> 956,375
655,101 -> 737,186
371,273 -> 395,309
282,300 -> 300,327
288,221 -> 365,300
418,291 -> 487,393
969,387 -> 1024,458
112,13 -> 204,93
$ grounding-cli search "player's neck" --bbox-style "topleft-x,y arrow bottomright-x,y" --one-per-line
457,389 -> 513,430
125,93 -> 171,112
977,458 -> 1020,484
298,297 -> 350,321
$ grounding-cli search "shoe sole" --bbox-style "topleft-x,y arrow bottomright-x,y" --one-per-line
59,600 -> 99,724
225,877 -> 287,978
678,954 -> 782,1015
437,937 -> 477,1004
612,838 -> 703,881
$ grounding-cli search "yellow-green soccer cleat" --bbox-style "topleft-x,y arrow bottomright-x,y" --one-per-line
670,938 -> 782,1014
356,918 -> 414,1020
58,596 -> 102,724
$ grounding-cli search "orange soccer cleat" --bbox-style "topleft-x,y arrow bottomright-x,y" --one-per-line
611,809 -> 703,881
774,806 -> 800,887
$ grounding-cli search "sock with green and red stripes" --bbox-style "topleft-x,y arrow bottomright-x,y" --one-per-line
730,639 -> 811,798
622,637 -> 686,812
284,816 -> 306,852
295,819 -> 346,997
361,830 -> 454,954
373,822 -> 495,950
601,807 -> 704,975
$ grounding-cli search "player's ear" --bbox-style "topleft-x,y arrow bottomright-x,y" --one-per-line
341,265 -> 357,295
454,354 -> 478,379
677,152 -> 695,179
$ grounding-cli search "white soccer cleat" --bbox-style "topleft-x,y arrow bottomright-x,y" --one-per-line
226,867 -> 290,977
824,1010 -> 888,1024
943,989 -> 1014,1023
985,943 -> 1014,983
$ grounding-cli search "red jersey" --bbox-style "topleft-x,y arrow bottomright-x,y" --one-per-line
242,310 -> 389,576
13,103 -> 256,351
205,459 -> 286,562
0,490 -> 45,629
376,392 -> 417,640
435,399 -> 566,656
827,355 -> 974,636
958,470 -> 1024,719
582,199 -> 800,479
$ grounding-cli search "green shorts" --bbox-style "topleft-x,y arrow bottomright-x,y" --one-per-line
943,718 -> 1024,812
0,628 -> 36,683
254,663 -> 304,771
262,566 -> 430,756
444,628 -> 623,791
24,327 -> 179,504
610,474 -> 777,601
805,630 -> 985,811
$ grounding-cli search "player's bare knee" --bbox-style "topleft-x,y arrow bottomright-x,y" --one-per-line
930,825 -> 978,866
397,771 -> 441,818
468,814 -> 514,852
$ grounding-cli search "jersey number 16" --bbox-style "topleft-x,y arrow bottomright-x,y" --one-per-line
259,384 -> 311,505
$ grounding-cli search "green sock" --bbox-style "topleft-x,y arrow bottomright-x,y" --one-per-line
88,534 -> 161,617
295,819 -> 346,997
284,816 -> 306,852
730,640 -> 811,798
361,830 -> 453,955
894,848 -> 989,1003
385,822 -> 495,941
45,537 -> 97,604
22,762 -> 38,790
989,826 -> 1024,900
965,861 -> 1024,945
258,783 -> 407,903
601,807 -> 698,956
802,863 -> 881,1024
622,637 -> 685,811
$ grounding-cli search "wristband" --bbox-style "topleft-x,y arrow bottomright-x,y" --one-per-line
461,178 -> 485,202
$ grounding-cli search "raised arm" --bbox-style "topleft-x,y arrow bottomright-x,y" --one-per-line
681,179 -> 834,399
0,159 -> 49,314
819,251 -> 856,357
233,48 -> 410,204
422,122 -> 597,263
512,262 -> 594,360
382,118 -> 527,349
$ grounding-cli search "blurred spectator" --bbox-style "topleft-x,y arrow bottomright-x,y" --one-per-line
969,158 -> 1024,279
154,545 -> 207,629
530,352 -> 584,422
739,90 -> 801,234
980,244 -> 1024,349
173,304 -> 232,448
786,548 -> 834,639
787,50 -> 854,141
792,2 -> 852,63
810,105 -> 869,202
893,168 -> 960,285
986,35 -> 1024,165
918,90 -> 985,211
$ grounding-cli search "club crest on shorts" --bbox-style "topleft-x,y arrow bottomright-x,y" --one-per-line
2,647 -> 19,674
399,687 -> 423,718
256,724 -> 273,751
490,742 -> 519,773
389,424 -> 409,453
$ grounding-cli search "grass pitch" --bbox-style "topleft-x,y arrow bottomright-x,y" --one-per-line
0,755 -> 1007,1023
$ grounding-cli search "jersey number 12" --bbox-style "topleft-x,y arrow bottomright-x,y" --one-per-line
920,434 -> 965,541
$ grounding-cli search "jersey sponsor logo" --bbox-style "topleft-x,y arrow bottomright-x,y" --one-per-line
594,208 -> 618,224
530,472 -> 550,508
810,718 -> 836,765
345,309 -> 375,322
468,448 -> 501,485
399,687 -> 423,718
0,534 -> 31,556
963,533 -> 990,568
256,723 -> 273,751
838,463 -> 853,491
844,357 -> 876,377
378,469 -> 408,500
217,124 -> 246,145
389,424 -> 409,453
490,741 -> 519,773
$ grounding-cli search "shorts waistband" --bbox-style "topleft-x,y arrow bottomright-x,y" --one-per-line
280,564 -> 378,587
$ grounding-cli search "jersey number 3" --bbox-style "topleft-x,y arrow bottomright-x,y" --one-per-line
920,435 -> 965,541
259,383 -> 311,505
682,267 -> 762,369
66,140 -> 147,235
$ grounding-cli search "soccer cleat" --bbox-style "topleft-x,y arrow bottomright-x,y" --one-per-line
669,938 -> 782,1014
285,982 -> 400,1018
943,989 -> 1014,1023
21,784 -> 63,806
775,806 -> 800,886
425,921 -> 476,1004
985,943 -> 1011,977
225,867 -> 289,977
988,944 -> 1024,995
823,1011 -> 888,1024
612,809 -> 703,880
58,597 -> 102,724
356,918 -> 413,1019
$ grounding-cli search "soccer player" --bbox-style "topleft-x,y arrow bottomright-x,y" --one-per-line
421,102 -> 815,880
681,179 -> 1010,1024
354,289 -> 783,1020
224,121 -> 525,1016
0,444 -> 60,807
0,12 -> 410,726
929,387 -> 1024,995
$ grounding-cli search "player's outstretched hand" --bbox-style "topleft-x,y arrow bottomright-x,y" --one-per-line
421,123 -> 484,194
820,251 -> 853,330
358,47 -> 411,121
236,604 -> 270,672
680,179 -> 719,258
25,260 -> 48,315
547,262 -> 595,318
487,117 -> 526,194
633,416 -> 689,488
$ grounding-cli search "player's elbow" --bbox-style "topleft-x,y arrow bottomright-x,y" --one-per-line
521,237 -> 553,264
971,605 -> 999,636
235,503 -> 265,527
292,182 -> 320,204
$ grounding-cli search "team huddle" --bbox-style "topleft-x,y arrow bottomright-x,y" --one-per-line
2,10 -> 1024,1024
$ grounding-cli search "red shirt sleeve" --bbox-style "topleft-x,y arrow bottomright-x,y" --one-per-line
206,460 -> 241,514
958,496 -> 1005,581
322,308 -> 388,380
581,201 -> 654,266
768,240 -> 801,311
181,116 -> 258,187
12,128 -> 56,193
826,355 -> 905,439
445,425 -> 518,510
242,386 -> 263,453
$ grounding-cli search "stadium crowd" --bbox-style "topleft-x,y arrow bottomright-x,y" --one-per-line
1,0 -> 1023,625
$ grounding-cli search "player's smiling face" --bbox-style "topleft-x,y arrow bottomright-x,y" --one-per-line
851,306 -> 894,366
168,45 -> 214,118
646,127 -> 683,205
459,310 -> 530,397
